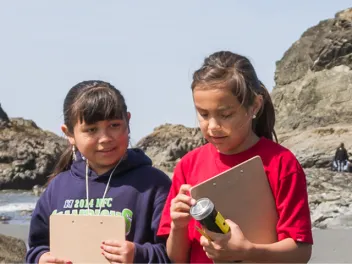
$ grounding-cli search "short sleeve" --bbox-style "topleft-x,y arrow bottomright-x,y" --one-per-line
275,161 -> 313,244
157,160 -> 187,237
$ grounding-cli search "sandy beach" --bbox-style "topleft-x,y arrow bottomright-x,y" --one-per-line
1,224 -> 351,263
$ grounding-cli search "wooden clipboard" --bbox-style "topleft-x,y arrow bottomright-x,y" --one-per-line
190,155 -> 278,244
50,214 -> 125,263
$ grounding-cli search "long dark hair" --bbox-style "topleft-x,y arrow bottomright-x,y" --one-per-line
48,80 -> 128,182
191,51 -> 277,142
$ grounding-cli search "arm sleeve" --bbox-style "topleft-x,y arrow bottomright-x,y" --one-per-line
275,161 -> 313,244
156,161 -> 187,237
343,149 -> 348,160
133,180 -> 172,263
25,185 -> 52,263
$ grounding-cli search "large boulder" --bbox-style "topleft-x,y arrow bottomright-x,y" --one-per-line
135,124 -> 206,176
0,106 -> 67,190
271,7 -> 352,168
0,234 -> 27,263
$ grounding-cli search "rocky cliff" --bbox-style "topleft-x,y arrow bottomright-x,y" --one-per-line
0,105 -> 67,190
271,7 -> 352,168
270,8 -> 352,228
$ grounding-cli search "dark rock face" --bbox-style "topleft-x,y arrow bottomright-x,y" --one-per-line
0,107 -> 67,190
274,8 -> 352,87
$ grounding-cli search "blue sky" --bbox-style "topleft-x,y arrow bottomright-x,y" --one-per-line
1,1 -> 351,144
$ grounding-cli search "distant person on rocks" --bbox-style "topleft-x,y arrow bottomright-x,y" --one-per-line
334,143 -> 348,172
157,51 -> 313,263
25,80 -> 171,264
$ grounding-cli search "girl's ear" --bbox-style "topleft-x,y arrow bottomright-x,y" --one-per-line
252,95 -> 263,117
61,124 -> 75,145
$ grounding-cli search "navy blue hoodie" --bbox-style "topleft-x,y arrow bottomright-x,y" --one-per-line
26,148 -> 171,263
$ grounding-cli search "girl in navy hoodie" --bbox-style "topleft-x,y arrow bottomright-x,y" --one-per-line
26,80 -> 171,264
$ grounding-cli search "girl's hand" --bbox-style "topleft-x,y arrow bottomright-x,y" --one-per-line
200,219 -> 253,262
38,252 -> 71,264
170,184 -> 196,229
101,240 -> 135,264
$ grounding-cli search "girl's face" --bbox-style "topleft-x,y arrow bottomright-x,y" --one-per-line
63,113 -> 130,175
193,87 -> 262,155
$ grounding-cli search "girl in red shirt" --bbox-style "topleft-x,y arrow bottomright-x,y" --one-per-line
157,51 -> 313,263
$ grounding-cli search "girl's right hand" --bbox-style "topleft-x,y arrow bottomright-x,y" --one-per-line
38,252 -> 72,264
170,184 -> 196,229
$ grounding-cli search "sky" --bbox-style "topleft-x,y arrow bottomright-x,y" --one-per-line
1,1 -> 351,145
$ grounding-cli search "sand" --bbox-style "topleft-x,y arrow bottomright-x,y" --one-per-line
1,224 -> 351,263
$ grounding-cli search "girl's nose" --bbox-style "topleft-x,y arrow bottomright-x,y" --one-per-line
98,130 -> 113,143
208,118 -> 221,130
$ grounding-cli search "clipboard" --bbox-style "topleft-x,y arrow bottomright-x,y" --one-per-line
50,214 -> 125,263
190,155 -> 278,244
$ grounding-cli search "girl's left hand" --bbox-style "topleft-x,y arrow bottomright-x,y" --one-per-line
200,219 -> 253,262
101,240 -> 135,264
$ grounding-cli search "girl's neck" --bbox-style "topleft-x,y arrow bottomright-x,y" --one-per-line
88,164 -> 116,176
220,132 -> 259,155
87,152 -> 127,176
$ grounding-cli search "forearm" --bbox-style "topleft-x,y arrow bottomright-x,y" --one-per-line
166,224 -> 190,263
248,238 -> 312,263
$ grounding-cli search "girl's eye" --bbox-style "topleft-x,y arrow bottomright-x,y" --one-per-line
222,113 -> 233,119
199,113 -> 208,118
110,123 -> 122,130
87,128 -> 97,133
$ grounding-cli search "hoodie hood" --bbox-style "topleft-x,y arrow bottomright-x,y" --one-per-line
71,148 -> 152,181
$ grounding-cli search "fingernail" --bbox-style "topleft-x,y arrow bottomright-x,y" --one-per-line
191,199 -> 196,205
102,241 -> 105,244
101,252 -> 104,255
66,262 -> 72,264
100,245 -> 103,249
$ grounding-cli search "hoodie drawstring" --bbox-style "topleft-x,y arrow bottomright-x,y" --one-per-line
85,155 -> 125,215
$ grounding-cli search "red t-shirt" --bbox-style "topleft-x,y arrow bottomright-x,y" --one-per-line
157,137 -> 313,263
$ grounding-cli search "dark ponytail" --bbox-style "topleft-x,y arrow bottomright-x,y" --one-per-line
254,82 -> 278,142
47,145 -> 73,185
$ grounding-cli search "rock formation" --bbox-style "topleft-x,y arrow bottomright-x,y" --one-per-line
0,104 -> 10,128
136,124 -> 206,176
0,234 -> 27,263
270,7 -> 352,229
271,8 -> 352,168
0,106 -> 67,189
